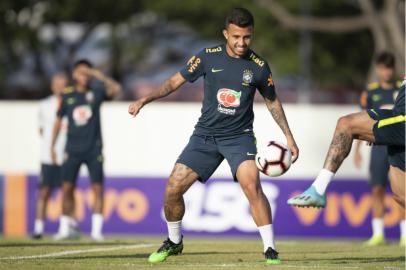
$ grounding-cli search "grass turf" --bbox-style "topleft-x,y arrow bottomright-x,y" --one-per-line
0,237 -> 404,270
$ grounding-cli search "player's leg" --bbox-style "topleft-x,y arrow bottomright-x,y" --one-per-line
385,143 -> 406,245
33,164 -> 53,239
388,165 -> 406,244
61,181 -> 75,220
387,144 -> 405,209
164,163 -> 199,230
365,186 -> 386,245
237,160 -> 271,225
388,165 -> 405,208
148,163 -> 199,263
33,187 -> 51,238
288,111 -> 377,208
219,134 -> 280,264
148,135 -> 222,263
54,155 -> 81,240
86,149 -> 105,241
365,146 -> 388,246
236,160 -> 280,264
399,206 -> 406,246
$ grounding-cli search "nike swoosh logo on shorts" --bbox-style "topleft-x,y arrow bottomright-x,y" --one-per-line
247,152 -> 256,156
211,68 -> 223,73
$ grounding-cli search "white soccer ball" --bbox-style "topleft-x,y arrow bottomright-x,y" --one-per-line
255,141 -> 292,177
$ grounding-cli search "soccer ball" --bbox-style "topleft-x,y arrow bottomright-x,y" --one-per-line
255,141 -> 292,177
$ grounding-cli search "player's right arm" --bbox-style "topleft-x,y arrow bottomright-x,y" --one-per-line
128,72 -> 186,117
129,50 -> 205,117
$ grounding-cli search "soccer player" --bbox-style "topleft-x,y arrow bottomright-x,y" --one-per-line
32,73 -> 68,239
353,52 -> 405,246
128,8 -> 299,265
52,59 -> 121,241
287,81 -> 405,210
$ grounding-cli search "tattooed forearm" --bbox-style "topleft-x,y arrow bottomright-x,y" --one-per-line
145,79 -> 175,104
266,97 -> 292,137
323,132 -> 353,172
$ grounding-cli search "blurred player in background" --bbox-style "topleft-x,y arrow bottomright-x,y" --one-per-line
353,52 -> 405,246
52,59 -> 121,241
129,8 -> 299,265
32,73 -> 68,239
288,80 -> 405,211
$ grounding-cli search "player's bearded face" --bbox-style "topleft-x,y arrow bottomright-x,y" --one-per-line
223,24 -> 253,57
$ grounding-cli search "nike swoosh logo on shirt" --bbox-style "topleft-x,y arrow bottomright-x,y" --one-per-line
211,68 -> 224,73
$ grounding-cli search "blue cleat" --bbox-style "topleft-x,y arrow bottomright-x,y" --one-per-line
287,186 -> 326,208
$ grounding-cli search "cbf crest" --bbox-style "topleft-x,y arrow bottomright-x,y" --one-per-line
242,69 -> 253,86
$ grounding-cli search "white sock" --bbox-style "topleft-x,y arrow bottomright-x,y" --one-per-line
58,215 -> 70,235
34,219 -> 44,235
91,213 -> 104,236
311,169 -> 335,195
372,218 -> 384,236
258,224 -> 276,252
167,220 -> 182,244
68,217 -> 78,228
400,220 -> 405,237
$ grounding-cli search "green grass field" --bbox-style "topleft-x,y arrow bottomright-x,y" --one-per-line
0,237 -> 404,270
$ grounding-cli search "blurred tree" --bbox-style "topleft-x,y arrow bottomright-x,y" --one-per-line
142,0 -> 396,95
256,0 -> 405,83
1,0 -> 403,101
0,0 -> 143,98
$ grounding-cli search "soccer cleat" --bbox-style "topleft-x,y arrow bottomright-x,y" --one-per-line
148,237 -> 183,263
91,233 -> 105,242
287,186 -> 326,208
53,226 -> 81,241
264,247 -> 281,265
400,236 -> 406,247
363,234 -> 385,246
31,233 -> 43,240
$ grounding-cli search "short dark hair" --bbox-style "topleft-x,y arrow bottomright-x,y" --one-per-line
73,59 -> 93,69
375,52 -> 395,68
225,8 -> 254,28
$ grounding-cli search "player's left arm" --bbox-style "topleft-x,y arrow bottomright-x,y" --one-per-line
257,62 -> 299,162
264,96 -> 299,163
84,68 -> 122,98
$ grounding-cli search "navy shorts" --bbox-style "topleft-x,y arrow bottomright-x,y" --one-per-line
367,109 -> 405,171
61,146 -> 104,184
369,145 -> 389,187
39,164 -> 62,189
177,133 -> 257,182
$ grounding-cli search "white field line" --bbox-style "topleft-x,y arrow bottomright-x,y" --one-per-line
180,264 -> 361,269
0,243 -> 155,260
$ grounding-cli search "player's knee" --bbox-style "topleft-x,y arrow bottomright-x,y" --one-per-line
392,192 -> 405,209
39,188 -> 50,200
241,181 -> 261,199
336,115 -> 352,132
165,181 -> 185,201
62,182 -> 74,194
92,184 -> 103,196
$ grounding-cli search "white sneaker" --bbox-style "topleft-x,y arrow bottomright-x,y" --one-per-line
91,233 -> 105,242
53,226 -> 81,241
